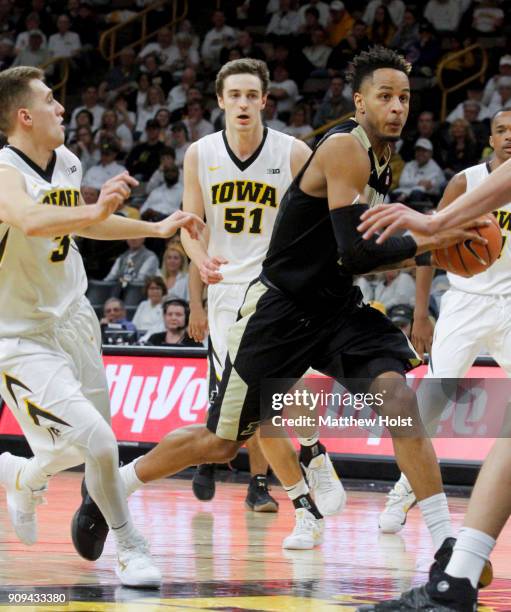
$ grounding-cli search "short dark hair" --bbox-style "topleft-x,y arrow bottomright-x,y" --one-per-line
0,66 -> 44,133
491,108 -> 511,129
215,58 -> 270,96
346,46 -> 411,93
144,275 -> 167,296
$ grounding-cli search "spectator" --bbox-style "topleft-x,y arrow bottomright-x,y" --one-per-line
262,94 -> 286,131
368,5 -> 396,46
182,101 -> 214,142
487,76 -> 511,116
68,125 -> 100,174
284,105 -> 314,143
201,10 -> 236,69
167,67 -> 197,113
482,54 -> 511,106
297,6 -> 321,43
132,275 -> 167,333
168,122 -> 190,168
0,36 -> 14,71
266,0 -> 301,43
82,138 -> 126,190
356,271 -> 416,311
326,1 -> 354,47
298,0 -> 329,27
392,138 -> 445,205
100,297 -> 137,332
113,93 -> 135,133
70,1 -> 98,49
104,238 -> 160,287
126,118 -> 166,182
138,27 -> 176,67
146,146 -> 179,191
269,64 -> 299,117
327,19 -> 371,72
313,76 -> 354,128
391,8 -> 420,50
98,47 -> 138,103
69,85 -> 104,132
389,141 -> 405,190
302,26 -> 331,71
12,30 -> 51,68
165,32 -> 200,79
160,242 -> 189,300
135,72 -> 151,116
400,111 -> 443,162
18,0 -> 54,37
94,109 -> 133,153
67,108 -> 93,143
146,299 -> 202,347
135,84 -> 166,135
140,166 -> 183,221
363,0 -> 405,27
139,52 -> 172,95
48,14 -> 81,59
139,107 -> 172,144
14,12 -> 47,54
230,29 -> 266,61
177,18 -> 200,50
406,21 -> 441,78
81,184 -> 99,204
447,99 -> 490,147
423,0 -> 464,33
471,0 -> 504,35
388,303 -> 414,338
443,118 -> 481,177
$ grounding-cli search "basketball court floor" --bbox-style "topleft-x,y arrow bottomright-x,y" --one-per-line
1,472 -> 510,611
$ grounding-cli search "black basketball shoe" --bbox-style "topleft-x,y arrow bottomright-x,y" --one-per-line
432,537 -> 493,588
71,478 -> 109,561
192,464 -> 216,501
357,569 -> 478,611
245,475 -> 279,512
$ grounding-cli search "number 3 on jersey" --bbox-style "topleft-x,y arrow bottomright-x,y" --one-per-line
224,207 -> 263,234
50,235 -> 70,262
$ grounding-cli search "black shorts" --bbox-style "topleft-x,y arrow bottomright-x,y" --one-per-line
206,279 -> 420,441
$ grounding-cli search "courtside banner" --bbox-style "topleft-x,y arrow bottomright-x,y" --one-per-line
0,354 -> 503,461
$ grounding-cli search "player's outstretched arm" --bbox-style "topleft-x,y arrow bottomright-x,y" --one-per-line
0,165 -> 127,238
358,157 -> 511,242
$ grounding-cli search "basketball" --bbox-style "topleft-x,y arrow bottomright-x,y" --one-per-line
432,214 -> 503,277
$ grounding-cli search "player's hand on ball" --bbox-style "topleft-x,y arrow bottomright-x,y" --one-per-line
188,303 -> 208,342
429,217 -> 490,250
411,315 -> 434,359
96,172 -> 138,220
199,256 -> 228,285
358,203 -> 436,243
159,210 -> 205,239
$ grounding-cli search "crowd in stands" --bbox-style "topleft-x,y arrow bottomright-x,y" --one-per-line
2,0 -> 511,344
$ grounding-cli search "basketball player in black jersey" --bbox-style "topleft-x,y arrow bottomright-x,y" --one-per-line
76,48 -> 487,553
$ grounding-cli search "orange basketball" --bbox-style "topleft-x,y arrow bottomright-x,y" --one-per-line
431,213 -> 503,277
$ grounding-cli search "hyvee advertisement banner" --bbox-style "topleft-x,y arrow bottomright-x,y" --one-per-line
0,354 -> 503,462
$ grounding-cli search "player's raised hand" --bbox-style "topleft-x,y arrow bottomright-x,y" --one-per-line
199,256 -> 228,285
96,172 -> 139,220
157,210 -> 205,239
188,303 -> 208,342
411,315 -> 434,359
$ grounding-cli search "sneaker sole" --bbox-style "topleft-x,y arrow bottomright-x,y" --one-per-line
479,560 -> 493,588
115,574 -> 161,589
245,500 -> 279,513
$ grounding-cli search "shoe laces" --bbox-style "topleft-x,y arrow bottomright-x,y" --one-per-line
385,481 -> 412,508
292,509 -> 317,535
18,486 -> 47,515
306,455 -> 333,493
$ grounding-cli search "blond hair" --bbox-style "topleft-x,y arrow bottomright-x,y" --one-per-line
0,66 -> 44,134
161,242 -> 189,284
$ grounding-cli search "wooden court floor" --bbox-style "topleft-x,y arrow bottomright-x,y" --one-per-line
0,472 -> 510,611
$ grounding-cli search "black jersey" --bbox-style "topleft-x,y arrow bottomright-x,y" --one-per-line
262,119 -> 392,313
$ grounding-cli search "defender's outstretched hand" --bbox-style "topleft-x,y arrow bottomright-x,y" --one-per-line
97,172 -> 139,220
158,210 -> 206,240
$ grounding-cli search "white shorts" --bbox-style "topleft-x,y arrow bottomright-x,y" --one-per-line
0,297 -> 110,473
207,282 -> 249,383
428,289 -> 511,378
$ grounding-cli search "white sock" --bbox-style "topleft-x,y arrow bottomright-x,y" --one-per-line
298,433 -> 319,446
112,518 -> 138,548
19,458 -> 50,491
120,458 -> 144,497
446,527 -> 496,588
417,493 -> 453,551
284,478 -> 309,501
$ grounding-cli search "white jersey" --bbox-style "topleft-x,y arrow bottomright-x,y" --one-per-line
198,128 -> 294,283
448,162 -> 511,296
0,145 -> 87,337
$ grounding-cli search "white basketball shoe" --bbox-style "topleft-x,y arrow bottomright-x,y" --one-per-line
116,532 -> 162,588
282,508 -> 324,550
378,474 -> 416,534
302,452 -> 346,516
0,452 -> 47,545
